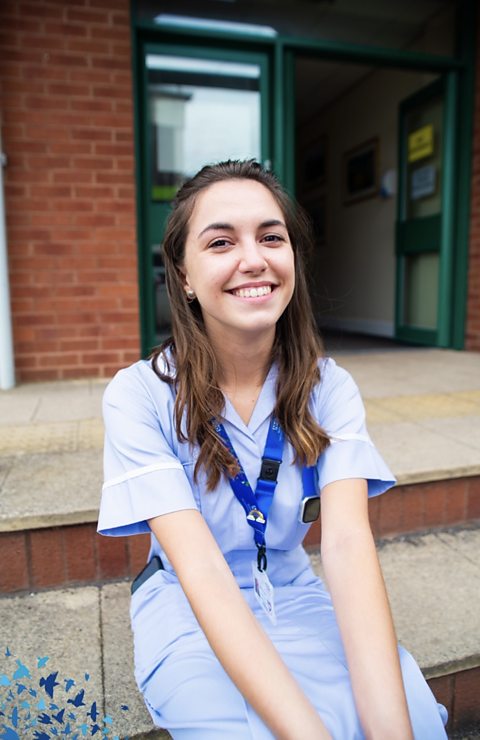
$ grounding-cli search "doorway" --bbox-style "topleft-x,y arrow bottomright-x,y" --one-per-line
293,57 -> 449,348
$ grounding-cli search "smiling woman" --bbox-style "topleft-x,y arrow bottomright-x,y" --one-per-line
181,179 -> 295,350
97,160 -> 448,739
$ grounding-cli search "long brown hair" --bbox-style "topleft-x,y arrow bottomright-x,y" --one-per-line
151,160 -> 330,490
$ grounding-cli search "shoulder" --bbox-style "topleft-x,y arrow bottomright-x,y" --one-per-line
316,357 -> 359,398
312,357 -> 365,429
103,357 -> 176,420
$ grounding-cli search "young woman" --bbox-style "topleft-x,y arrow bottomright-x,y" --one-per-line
98,160 -> 447,739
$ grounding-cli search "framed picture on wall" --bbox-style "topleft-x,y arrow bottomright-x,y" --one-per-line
343,138 -> 379,204
301,135 -> 327,191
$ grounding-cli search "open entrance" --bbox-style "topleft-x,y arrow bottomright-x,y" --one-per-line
293,58 -> 445,350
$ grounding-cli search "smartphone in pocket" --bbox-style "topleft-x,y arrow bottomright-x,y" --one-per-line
131,555 -> 164,595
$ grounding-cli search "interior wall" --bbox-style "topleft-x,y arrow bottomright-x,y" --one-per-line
298,66 -> 436,336
296,8 -> 453,337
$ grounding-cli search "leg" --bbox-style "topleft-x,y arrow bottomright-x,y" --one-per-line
141,633 -> 274,740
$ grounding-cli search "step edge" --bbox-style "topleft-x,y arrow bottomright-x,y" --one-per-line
422,653 -> 480,680
396,465 -> 480,486
0,508 -> 98,532
1,470 -> 479,533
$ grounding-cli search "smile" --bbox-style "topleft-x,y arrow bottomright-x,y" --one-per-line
231,285 -> 273,298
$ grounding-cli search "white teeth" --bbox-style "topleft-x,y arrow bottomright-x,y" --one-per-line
233,285 -> 272,298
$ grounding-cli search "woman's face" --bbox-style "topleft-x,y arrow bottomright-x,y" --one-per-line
181,179 -> 295,345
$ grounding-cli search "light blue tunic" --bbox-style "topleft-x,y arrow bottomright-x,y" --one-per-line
98,357 -> 447,739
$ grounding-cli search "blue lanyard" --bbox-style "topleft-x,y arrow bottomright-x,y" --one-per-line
213,417 -> 318,571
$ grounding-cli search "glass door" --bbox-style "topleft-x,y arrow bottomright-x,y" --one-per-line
139,44 -> 271,352
395,78 -> 456,346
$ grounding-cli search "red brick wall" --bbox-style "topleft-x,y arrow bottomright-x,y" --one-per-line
466,14 -> 480,351
0,0 -> 140,381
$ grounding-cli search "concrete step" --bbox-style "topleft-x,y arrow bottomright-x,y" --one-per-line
0,526 -> 479,738
1,348 -> 480,593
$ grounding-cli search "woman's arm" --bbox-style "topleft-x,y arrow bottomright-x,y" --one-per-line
148,510 -> 330,740
320,478 -> 413,740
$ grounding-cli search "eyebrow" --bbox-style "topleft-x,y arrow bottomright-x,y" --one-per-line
197,219 -> 287,239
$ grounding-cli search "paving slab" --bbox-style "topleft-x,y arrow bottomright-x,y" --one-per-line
0,587 -> 104,736
0,394 -> 40,425
416,416 -> 480,453
368,420 -> 480,484
0,449 -> 102,531
34,391 -> 105,423
0,418 -> 104,456
101,582 -> 160,738
0,379 -> 108,426
0,456 -> 13,488
377,531 -> 480,677
340,349 -> 480,397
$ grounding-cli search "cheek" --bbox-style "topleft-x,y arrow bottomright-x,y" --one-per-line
284,250 -> 296,284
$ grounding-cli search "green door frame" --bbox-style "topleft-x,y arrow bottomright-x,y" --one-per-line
131,0 -> 476,355
135,38 -> 272,351
395,77 -> 457,346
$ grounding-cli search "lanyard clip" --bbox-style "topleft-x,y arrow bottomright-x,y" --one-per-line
259,457 -> 280,482
257,543 -> 267,572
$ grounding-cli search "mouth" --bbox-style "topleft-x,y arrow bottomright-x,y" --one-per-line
228,284 -> 275,299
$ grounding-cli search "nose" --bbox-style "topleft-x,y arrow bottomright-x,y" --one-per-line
238,240 -> 267,273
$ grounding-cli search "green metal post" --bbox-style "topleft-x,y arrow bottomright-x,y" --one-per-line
438,71 -> 458,347
452,0 -> 477,349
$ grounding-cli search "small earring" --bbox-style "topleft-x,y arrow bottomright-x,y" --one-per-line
185,288 -> 196,302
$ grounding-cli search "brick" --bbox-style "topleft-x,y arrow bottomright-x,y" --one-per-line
427,675 -> 453,731
30,528 -> 66,589
466,476 -> 480,519
452,667 -> 480,730
44,21 -> 88,37
61,366 -> 102,379
0,531 -> 29,592
401,484 -> 424,533
128,535 -> 151,575
64,524 -> 97,583
96,534 -> 129,579
66,7 -> 108,23
444,478 -> 468,524
423,481 -> 447,527
377,487 -> 404,536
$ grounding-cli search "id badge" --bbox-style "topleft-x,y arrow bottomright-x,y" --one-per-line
251,562 -> 277,625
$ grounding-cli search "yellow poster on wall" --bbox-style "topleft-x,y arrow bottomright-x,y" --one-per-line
408,124 -> 434,163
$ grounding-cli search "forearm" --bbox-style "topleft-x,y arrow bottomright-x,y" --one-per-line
322,528 -> 413,739
149,512 -> 330,740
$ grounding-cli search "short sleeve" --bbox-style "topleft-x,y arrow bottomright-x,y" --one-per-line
97,365 -> 198,537
315,359 -> 396,497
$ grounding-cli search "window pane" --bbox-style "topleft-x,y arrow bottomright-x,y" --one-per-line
146,53 -> 262,340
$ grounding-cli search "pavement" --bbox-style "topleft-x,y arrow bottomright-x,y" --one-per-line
0,526 -> 479,738
0,347 -> 479,532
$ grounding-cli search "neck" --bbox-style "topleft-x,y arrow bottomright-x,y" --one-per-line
209,328 -> 275,391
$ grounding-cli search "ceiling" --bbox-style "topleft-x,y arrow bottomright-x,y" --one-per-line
138,0 -> 457,124
139,0 -> 457,47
